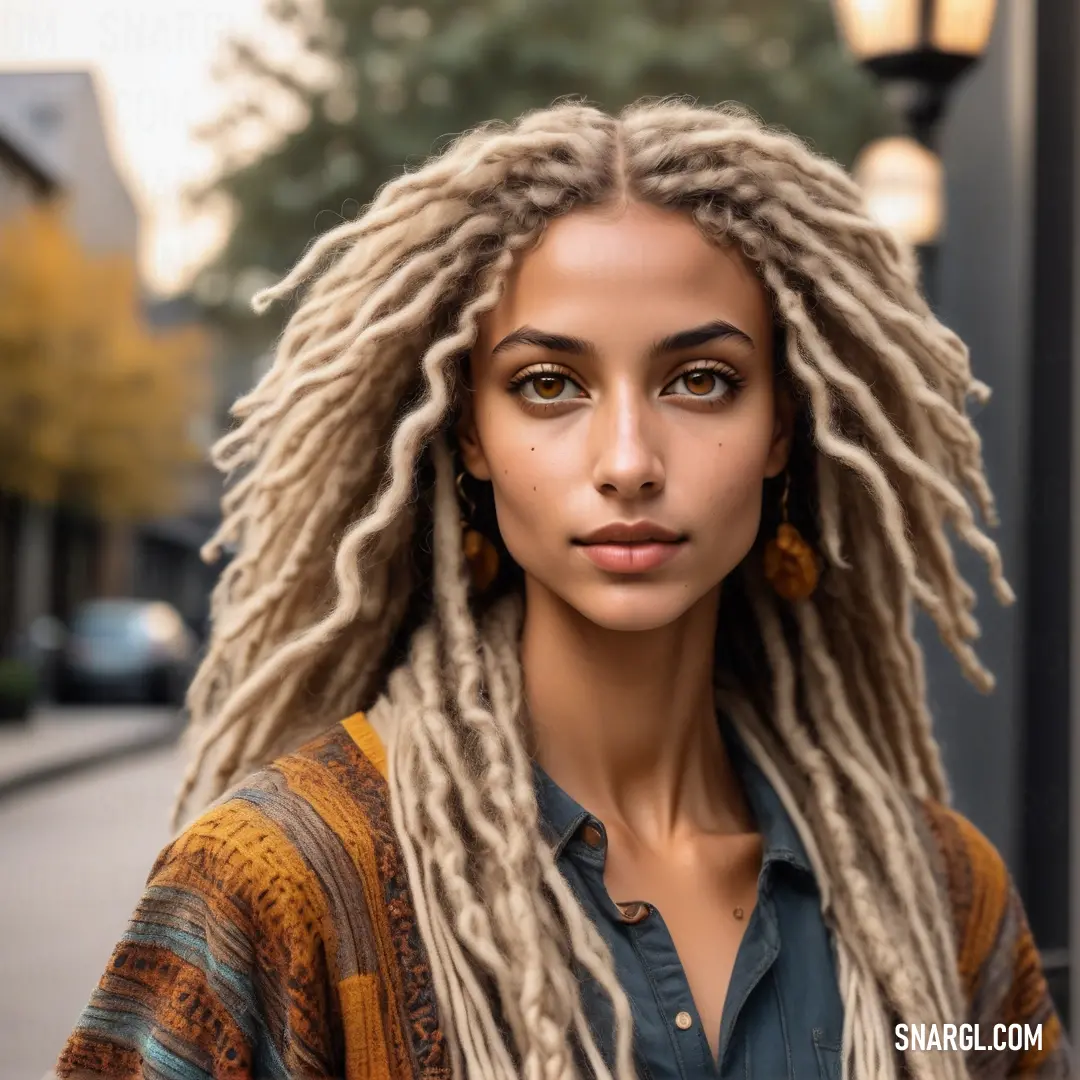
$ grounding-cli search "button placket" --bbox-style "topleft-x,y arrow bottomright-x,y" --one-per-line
626,899 -> 718,1074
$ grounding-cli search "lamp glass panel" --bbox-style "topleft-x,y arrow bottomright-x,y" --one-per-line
853,137 -> 944,246
831,0 -> 921,59
931,0 -> 997,56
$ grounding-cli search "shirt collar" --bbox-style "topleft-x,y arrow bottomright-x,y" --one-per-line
532,716 -> 814,876
721,716 -> 813,875
533,760 -> 593,859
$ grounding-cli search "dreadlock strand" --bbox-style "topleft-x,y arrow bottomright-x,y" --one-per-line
255,213 -> 507,428
794,603 -> 963,1010
814,453 -> 851,570
209,258 -> 501,666
766,274 -> 947,622
771,285 -> 996,651
795,662 -> 962,1080
823,532 -> 934,795
429,443 -> 595,1078
769,278 -> 996,696
752,583 -> 950,1078
381,668 -> 505,1078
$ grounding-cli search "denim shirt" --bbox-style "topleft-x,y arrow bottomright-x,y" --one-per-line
533,726 -> 845,1079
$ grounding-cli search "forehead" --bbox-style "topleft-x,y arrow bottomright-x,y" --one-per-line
477,200 -> 771,346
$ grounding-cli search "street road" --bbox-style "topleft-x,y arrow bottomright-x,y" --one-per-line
0,737 -> 185,1080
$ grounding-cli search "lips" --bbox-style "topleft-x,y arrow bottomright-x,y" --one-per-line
572,521 -> 687,574
574,521 -> 685,545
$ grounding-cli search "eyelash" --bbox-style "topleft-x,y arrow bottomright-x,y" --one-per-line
506,360 -> 747,411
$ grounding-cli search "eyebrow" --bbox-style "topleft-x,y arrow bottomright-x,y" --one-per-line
489,319 -> 755,359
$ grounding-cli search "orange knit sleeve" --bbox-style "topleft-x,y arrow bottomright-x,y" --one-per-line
919,799 -> 1072,1077
56,796 -> 342,1078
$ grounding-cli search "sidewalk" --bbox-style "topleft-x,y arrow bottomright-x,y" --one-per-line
0,705 -> 184,801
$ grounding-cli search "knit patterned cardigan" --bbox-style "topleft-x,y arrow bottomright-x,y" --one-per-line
57,713 -> 1069,1079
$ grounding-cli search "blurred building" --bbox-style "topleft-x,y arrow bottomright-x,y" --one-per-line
139,293 -> 223,629
0,117 -> 59,648
0,70 -> 219,647
0,70 -> 142,647
0,71 -> 137,256
0,121 -> 57,213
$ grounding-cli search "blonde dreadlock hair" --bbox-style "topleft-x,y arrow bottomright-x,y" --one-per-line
176,98 -> 1012,1080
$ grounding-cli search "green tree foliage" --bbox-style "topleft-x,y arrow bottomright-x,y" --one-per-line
196,0 -> 890,310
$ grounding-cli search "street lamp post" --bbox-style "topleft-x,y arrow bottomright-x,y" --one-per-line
832,0 -> 999,303
831,0 -> 999,150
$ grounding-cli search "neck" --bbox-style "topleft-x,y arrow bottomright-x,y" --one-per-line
520,579 -> 751,844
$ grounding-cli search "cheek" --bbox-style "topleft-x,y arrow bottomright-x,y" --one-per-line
475,385 -> 586,481
700,458 -> 764,532
682,417 -> 776,547
487,445 -> 572,540
472,403 -> 571,544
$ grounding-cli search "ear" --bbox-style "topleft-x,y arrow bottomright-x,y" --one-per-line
763,381 -> 796,480
455,378 -> 492,481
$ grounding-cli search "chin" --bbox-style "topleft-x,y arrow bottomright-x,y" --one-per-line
564,582 -> 705,633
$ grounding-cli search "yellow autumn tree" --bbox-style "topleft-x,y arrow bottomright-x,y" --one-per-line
0,202 -> 210,519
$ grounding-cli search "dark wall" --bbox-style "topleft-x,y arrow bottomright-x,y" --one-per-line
0,491 -> 21,649
1019,0 -> 1076,1019
932,0 -> 1073,1023
930,0 -> 1036,870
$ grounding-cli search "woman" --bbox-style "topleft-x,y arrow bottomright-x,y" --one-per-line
57,100 -> 1069,1080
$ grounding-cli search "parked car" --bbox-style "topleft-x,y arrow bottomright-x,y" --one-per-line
55,599 -> 197,706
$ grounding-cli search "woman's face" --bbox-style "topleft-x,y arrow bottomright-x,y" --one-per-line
459,199 -> 792,633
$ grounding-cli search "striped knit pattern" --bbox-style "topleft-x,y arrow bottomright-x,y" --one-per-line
912,799 -> 1069,1078
57,714 -> 1069,1079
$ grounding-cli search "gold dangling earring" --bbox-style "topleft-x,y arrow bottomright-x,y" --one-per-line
763,469 -> 819,601
456,471 -> 500,592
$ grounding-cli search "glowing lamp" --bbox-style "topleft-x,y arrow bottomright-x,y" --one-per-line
853,136 -> 944,246
831,0 -> 998,147
831,0 -> 996,68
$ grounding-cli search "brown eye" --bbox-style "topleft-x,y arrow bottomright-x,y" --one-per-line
664,367 -> 738,403
683,371 -> 715,396
515,371 -> 582,404
533,375 -> 566,399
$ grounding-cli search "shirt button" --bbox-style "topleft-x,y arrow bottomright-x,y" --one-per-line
580,822 -> 604,848
675,1011 -> 693,1031
617,901 -> 649,924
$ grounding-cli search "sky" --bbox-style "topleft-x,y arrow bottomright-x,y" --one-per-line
0,0 -> 271,295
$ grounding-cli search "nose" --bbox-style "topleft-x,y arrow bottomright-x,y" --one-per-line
589,389 -> 665,497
